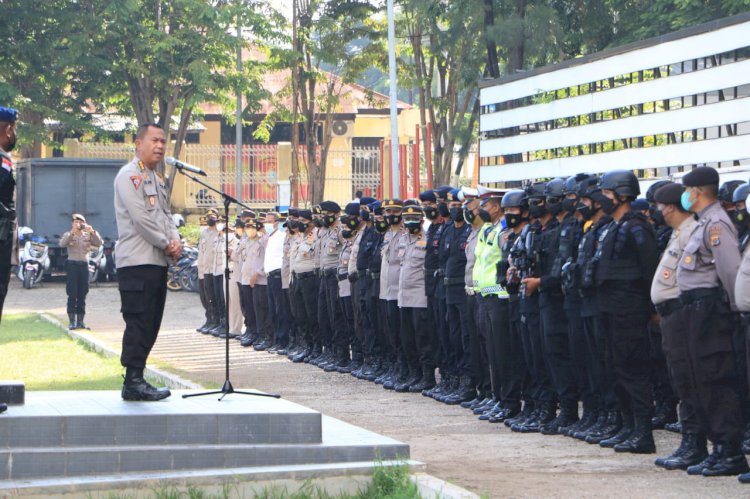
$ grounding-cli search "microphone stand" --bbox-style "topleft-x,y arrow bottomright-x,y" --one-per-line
177,168 -> 281,401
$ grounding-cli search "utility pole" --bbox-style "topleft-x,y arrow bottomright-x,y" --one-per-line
387,0 -> 399,197
235,2 -> 243,204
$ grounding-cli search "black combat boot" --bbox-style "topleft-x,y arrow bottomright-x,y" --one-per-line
565,409 -> 597,438
211,319 -> 227,338
701,442 -> 749,477
687,445 -> 721,475
575,411 -> 606,440
742,424 -> 750,454
519,403 -> 556,433
409,367 -> 437,393
664,421 -> 682,433
600,413 -> 633,448
445,376 -> 475,405
462,396 -> 484,410
541,403 -> 578,435
121,367 -> 171,401
651,400 -> 677,430
473,397 -> 496,415
506,401 -> 534,428
586,411 -> 622,444
76,314 -> 89,330
614,416 -> 656,454
478,401 -> 502,421
394,365 -> 419,392
663,433 -> 708,470
68,313 -> 77,330
489,404 -> 520,424
196,319 -> 211,333
656,433 -> 689,468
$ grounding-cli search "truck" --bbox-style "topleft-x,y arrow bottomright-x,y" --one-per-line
15,157 -> 125,277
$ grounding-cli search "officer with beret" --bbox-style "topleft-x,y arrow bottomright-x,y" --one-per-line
197,208 -> 220,334
677,167 -> 748,477
114,123 -> 181,401
343,202 -> 367,374
365,201 -> 389,381
649,182 -> 707,471
60,213 -> 102,329
0,106 -> 18,327
290,210 -> 320,362
350,199 -> 375,378
282,208 -> 302,357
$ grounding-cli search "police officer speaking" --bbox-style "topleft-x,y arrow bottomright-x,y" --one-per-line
114,123 -> 181,401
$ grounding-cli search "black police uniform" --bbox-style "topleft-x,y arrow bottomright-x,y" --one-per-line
356,225 -> 382,374
0,149 -> 15,321
425,219 -> 448,375
442,220 -> 473,383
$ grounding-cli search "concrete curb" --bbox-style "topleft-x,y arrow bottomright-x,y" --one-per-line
412,472 -> 481,499
39,313 -> 202,390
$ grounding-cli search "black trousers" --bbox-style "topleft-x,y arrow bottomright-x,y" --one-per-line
341,295 -> 358,359
119,265 -> 168,369
582,313 -> 618,413
446,299 -> 471,377
429,293 -> 448,372
351,277 -> 364,360
198,278 -> 211,323
0,235 -> 12,323
359,274 -> 378,357
509,297 -> 530,404
203,273 -> 217,323
317,273 -> 333,349
384,299 -> 402,362
522,311 -> 555,403
486,295 -> 522,409
731,318 -> 750,424
321,273 -> 347,349
601,310 -> 653,419
475,296 -> 493,396
287,280 -> 300,345
540,294 -> 577,407
66,260 -> 89,315
467,294 -> 491,397
683,297 -> 743,444
252,284 -> 271,342
400,306 -> 435,370
240,284 -> 256,335
649,320 -> 679,408
661,306 -> 701,435
294,274 -> 320,350
567,307 -> 592,410
267,274 -> 289,346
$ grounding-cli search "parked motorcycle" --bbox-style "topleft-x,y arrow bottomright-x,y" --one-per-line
167,244 -> 199,292
88,244 -> 104,284
100,238 -> 117,282
16,226 -> 50,289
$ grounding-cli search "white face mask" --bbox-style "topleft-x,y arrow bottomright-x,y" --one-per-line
264,223 -> 274,233
216,223 -> 225,232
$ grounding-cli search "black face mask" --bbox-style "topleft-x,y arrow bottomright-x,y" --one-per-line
478,209 -> 491,223
463,209 -> 476,224
375,220 -> 389,233
404,220 -> 421,234
600,196 -> 617,215
449,207 -> 463,222
734,208 -> 750,226
360,210 -> 370,221
423,206 -> 438,220
650,206 -> 665,226
300,220 -> 312,230
546,198 -> 562,216
322,215 -> 337,228
437,203 -> 450,218
342,229 -> 354,239
5,131 -> 16,153
385,214 -> 402,226
528,203 -> 546,218
577,202 -> 594,221
562,198 -> 578,214
254,221 -> 264,230
504,213 -> 525,229
340,215 -> 359,230
206,219 -> 217,227
313,218 -> 323,228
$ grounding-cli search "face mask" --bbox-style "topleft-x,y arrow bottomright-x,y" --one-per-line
449,207 -> 463,222
360,210 -> 370,221
733,208 -> 749,225
463,209 -> 476,224
342,229 -> 354,239
322,215 -> 336,228
650,207 -> 665,226
254,221 -> 263,231
385,214 -> 402,226
264,223 -> 275,233
216,223 -> 225,232
5,128 -> 16,152
600,196 -> 617,215
681,191 -> 694,212
562,198 -> 577,214
546,198 -> 562,216
278,225 -> 286,233
577,202 -> 594,220
528,203 -> 546,218
404,220 -> 421,234
206,219 -> 217,227
341,215 -> 359,230
313,219 -> 323,228
375,220 -> 389,233
300,221 -> 312,231
423,206 -> 438,220
504,213 -> 525,228
437,203 -> 449,218
478,209 -> 491,223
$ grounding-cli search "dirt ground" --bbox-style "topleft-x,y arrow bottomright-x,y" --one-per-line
4,279 -> 750,498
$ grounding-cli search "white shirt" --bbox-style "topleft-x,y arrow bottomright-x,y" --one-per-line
263,228 -> 285,273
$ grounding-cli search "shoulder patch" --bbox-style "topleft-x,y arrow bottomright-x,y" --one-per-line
130,176 -> 142,189
710,225 -> 722,246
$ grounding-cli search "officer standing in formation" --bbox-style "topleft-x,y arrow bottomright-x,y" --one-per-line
0,106 -> 18,415
114,123 -> 181,401
60,214 -> 102,330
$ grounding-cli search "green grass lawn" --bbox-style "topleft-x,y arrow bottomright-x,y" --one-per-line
0,314 -> 124,390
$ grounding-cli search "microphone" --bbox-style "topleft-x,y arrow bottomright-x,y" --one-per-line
165,156 -> 207,176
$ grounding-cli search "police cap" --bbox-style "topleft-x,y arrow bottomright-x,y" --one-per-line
319,200 -> 340,213
0,107 -> 17,123
344,202 -> 360,216
653,182 -> 684,206
382,198 -> 403,209
434,185 -> 452,201
72,213 -> 86,223
368,200 -> 383,215
239,209 -> 255,219
288,207 -> 299,217
206,208 -> 219,217
447,188 -> 461,202
683,167 -> 719,187
419,190 -> 437,203
402,205 -> 423,217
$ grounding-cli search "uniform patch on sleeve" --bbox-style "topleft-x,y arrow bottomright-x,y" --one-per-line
710,226 -> 721,246
130,176 -> 142,189
1,158 -> 12,172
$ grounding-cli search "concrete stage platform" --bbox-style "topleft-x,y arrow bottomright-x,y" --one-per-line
0,390 -> 415,496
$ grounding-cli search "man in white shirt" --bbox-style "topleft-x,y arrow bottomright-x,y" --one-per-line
263,211 -> 289,352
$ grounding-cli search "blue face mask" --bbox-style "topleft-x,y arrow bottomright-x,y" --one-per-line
681,191 -> 693,212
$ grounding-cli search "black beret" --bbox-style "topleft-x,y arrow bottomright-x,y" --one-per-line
434,185 -> 453,200
359,196 -> 376,206
419,190 -> 437,203
288,207 -> 299,217
298,210 -> 313,221
683,167 -> 719,187
0,107 -> 18,123
653,182 -> 683,206
368,200 -> 382,215
319,200 -> 341,213
344,202 -> 360,216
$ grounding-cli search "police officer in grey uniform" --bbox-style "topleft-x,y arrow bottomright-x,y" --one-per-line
60,214 -> 102,330
197,209 -> 219,333
290,210 -> 320,362
114,123 -> 181,401
677,167 -> 749,477
379,199 -> 405,390
648,182 -> 707,471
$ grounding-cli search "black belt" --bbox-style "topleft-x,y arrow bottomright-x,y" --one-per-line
267,269 -> 282,278
293,270 -> 315,280
348,271 -> 358,283
655,298 -> 682,317
322,268 -> 336,277
679,287 -> 723,305
443,277 -> 464,286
